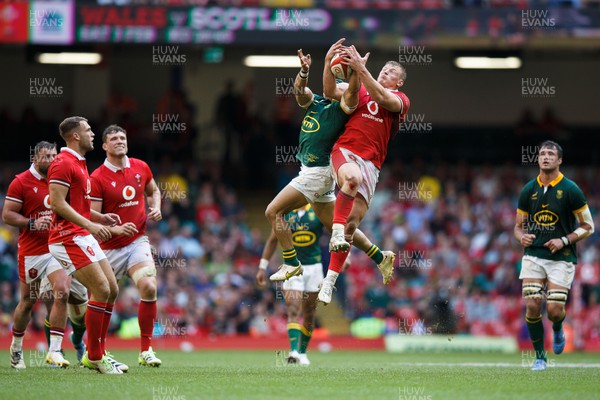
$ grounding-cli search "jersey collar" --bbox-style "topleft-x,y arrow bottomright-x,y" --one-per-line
103,156 -> 130,173
60,147 -> 86,160
29,164 -> 44,181
536,172 -> 564,187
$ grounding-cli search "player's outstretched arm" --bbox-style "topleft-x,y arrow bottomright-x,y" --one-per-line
256,229 -> 279,288
340,45 -> 402,113
323,38 -> 347,101
340,55 -> 362,115
295,49 -> 314,108
145,178 -> 162,221
50,183 -> 112,241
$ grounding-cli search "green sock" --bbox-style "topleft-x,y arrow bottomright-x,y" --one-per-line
71,321 -> 86,347
299,325 -> 312,354
552,310 -> 566,333
282,248 -> 300,267
366,244 -> 384,265
526,315 -> 546,360
287,323 -> 301,352
43,317 -> 51,346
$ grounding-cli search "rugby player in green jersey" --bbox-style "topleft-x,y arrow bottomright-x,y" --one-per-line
266,42 -> 395,287
257,205 -> 337,365
514,140 -> 594,371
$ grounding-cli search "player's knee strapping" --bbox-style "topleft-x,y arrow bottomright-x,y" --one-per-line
68,301 -> 88,326
131,265 -> 157,286
522,282 -> 544,299
547,289 -> 569,304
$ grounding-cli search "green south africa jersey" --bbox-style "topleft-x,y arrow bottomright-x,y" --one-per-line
286,205 -> 323,265
517,173 -> 588,263
297,94 -> 349,167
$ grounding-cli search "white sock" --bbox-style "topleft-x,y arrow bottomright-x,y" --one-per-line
332,223 -> 345,234
325,270 -> 339,283
11,336 -> 24,351
49,334 -> 63,353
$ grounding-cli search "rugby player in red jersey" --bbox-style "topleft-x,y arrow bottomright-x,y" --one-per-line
48,116 -> 127,374
90,125 -> 163,367
3,142 -> 87,368
318,42 -> 410,304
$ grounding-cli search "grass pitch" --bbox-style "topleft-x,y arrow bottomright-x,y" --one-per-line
1,350 -> 599,400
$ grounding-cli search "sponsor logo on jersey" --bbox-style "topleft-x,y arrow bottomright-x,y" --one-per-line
301,115 -> 320,133
43,194 -> 51,209
292,230 -> 317,247
367,101 -> 379,115
123,185 -> 136,201
533,210 -> 559,226
86,179 -> 91,194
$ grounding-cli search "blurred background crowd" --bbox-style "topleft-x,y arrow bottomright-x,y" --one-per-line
0,88 -> 598,348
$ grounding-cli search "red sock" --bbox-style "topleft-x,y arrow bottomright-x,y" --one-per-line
332,191 -> 355,225
329,250 -> 350,273
101,303 -> 114,354
138,300 -> 157,352
86,301 -> 107,361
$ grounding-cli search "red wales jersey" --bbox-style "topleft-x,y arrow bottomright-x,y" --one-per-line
90,157 -> 152,250
47,148 -> 92,243
5,165 -> 53,256
334,85 -> 410,169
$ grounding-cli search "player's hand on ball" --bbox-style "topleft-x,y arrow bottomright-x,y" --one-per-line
256,269 -> 268,289
326,38 -> 346,62
520,233 -> 536,247
148,207 -> 162,221
340,45 -> 369,70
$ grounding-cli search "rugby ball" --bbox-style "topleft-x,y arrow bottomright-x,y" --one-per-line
330,53 -> 352,80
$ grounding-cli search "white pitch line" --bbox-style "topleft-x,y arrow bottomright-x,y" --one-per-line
394,362 -> 600,368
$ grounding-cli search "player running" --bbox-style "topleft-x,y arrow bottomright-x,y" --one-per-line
257,205 -> 332,365
48,116 -> 127,374
90,124 -> 163,367
267,44 -> 395,288
514,140 -> 594,371
318,41 -> 410,305
3,141 -> 87,368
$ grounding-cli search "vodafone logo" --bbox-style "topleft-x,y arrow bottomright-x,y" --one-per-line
123,185 -> 136,201
86,179 -> 91,194
43,194 -> 51,209
367,101 -> 379,115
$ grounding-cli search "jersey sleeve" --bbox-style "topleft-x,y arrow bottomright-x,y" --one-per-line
569,183 -> 588,214
89,173 -> 103,202
47,159 -> 72,189
516,185 -> 530,215
5,177 -> 24,204
143,161 -> 154,185
396,91 -> 410,122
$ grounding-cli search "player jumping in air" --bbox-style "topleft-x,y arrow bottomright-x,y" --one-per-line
266,43 -> 395,290
258,205 -> 338,365
515,140 -> 594,371
90,125 -> 163,367
318,42 -> 410,304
